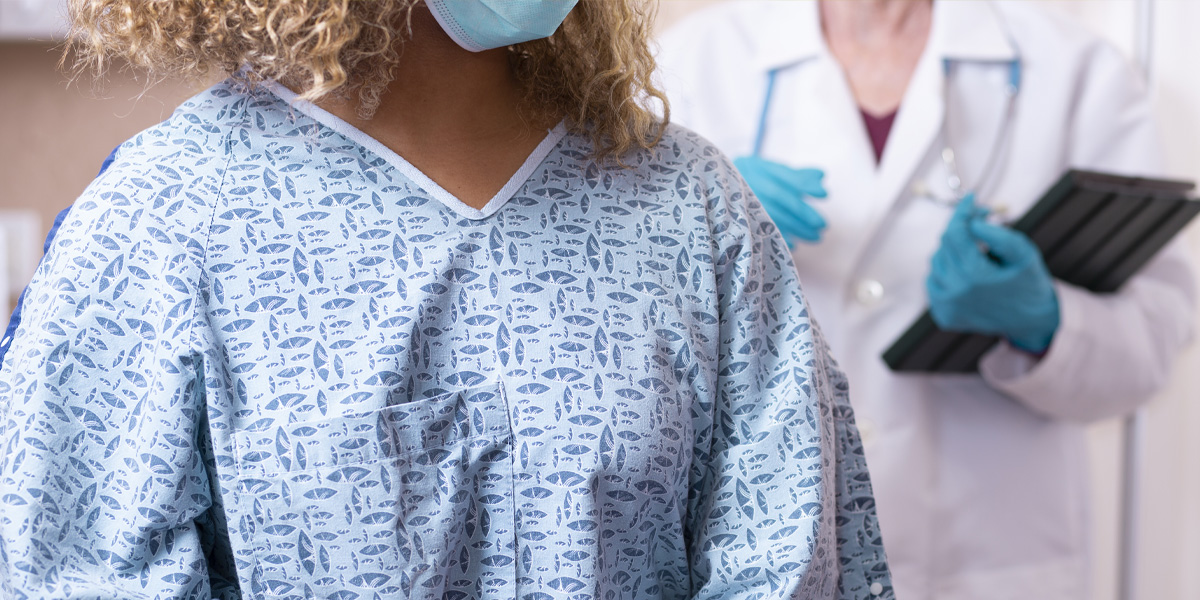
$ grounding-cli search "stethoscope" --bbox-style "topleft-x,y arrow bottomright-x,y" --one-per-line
752,56 -> 1023,211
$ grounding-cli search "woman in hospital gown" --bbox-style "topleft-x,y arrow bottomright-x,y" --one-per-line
0,1 -> 891,599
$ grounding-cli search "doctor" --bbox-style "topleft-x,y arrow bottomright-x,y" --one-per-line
657,1 -> 1195,599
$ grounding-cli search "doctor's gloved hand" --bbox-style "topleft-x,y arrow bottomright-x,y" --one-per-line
733,156 -> 828,245
926,194 -> 1061,353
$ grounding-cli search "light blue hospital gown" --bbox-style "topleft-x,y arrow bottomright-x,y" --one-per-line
0,80 -> 892,600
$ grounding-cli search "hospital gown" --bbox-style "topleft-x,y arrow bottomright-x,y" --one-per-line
0,80 -> 892,600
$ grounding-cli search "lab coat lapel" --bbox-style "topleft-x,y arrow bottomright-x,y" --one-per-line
845,1 -> 1017,278
752,2 -> 884,315
843,36 -> 945,285
872,52 -> 944,224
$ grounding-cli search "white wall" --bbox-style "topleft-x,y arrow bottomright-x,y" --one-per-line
654,3 -> 1200,600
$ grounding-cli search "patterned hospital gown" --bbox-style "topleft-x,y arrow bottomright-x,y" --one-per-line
0,80 -> 892,599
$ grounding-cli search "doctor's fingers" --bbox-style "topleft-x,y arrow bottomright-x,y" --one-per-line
788,199 -> 827,230
946,193 -> 992,232
744,160 -> 826,199
943,215 -> 1010,275
928,248 -> 969,291
939,194 -> 978,245
770,168 -> 827,199
741,171 -> 797,206
931,230 -> 1004,288
926,274 -> 973,329
952,192 -> 979,217
753,179 -> 825,220
786,168 -> 828,199
937,214 -> 986,267
968,219 -> 1039,266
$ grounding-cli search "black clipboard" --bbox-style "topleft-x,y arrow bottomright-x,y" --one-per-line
883,169 -> 1200,373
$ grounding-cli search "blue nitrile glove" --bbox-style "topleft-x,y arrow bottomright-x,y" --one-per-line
733,156 -> 828,245
926,194 -> 1061,353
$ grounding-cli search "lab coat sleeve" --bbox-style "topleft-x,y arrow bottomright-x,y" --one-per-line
686,165 -> 892,599
0,161 -> 219,598
980,42 -> 1197,422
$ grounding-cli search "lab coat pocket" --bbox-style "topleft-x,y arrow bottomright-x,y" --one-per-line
232,381 -> 516,600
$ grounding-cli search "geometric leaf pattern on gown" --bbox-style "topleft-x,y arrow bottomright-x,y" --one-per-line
0,80 -> 893,600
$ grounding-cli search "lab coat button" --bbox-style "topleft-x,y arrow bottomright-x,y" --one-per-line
855,279 -> 885,306
870,582 -> 884,596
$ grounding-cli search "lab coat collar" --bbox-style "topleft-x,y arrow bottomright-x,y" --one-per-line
931,1 -> 1018,63
749,0 -> 1017,72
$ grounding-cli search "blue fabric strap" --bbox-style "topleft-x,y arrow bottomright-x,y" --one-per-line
752,69 -> 779,157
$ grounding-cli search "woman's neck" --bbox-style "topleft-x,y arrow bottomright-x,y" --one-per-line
819,0 -> 933,116
319,6 -> 555,209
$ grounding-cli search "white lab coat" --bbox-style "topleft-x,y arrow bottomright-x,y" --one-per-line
656,2 -> 1197,599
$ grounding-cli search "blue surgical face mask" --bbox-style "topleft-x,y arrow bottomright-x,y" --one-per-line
427,0 -> 579,52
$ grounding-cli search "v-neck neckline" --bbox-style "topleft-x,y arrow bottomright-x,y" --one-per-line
265,81 -> 568,221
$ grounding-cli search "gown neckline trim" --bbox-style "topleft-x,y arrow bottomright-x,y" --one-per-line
264,81 -> 568,221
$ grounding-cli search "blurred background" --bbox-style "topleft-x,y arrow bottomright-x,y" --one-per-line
652,5 -> 1200,600
0,1 -> 1196,598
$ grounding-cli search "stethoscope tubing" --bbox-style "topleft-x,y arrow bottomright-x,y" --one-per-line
938,58 -> 1022,205
752,69 -> 780,157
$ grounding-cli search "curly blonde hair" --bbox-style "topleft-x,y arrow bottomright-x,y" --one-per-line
65,0 -> 668,162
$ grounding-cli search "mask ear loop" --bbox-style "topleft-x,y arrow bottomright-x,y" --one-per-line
752,69 -> 780,157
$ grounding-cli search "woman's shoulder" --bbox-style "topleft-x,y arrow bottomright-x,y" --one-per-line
107,78 -> 304,177
568,122 -> 744,205
56,81 -> 266,258
95,80 -> 250,191
655,122 -> 731,166
80,79 -> 300,219
143,79 -> 257,155
556,122 -> 760,248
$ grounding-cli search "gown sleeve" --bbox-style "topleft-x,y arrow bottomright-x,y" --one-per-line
685,160 -> 892,600
0,149 -> 221,599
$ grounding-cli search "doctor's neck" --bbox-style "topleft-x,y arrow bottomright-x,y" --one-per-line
819,0 -> 933,116
820,0 -> 933,40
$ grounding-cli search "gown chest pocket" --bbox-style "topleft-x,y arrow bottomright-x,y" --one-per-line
232,382 -> 517,600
